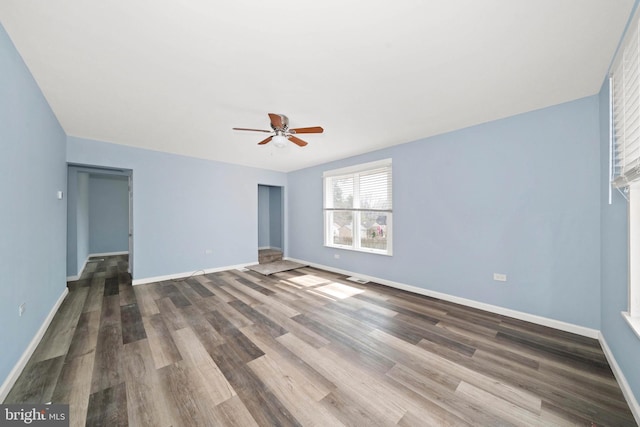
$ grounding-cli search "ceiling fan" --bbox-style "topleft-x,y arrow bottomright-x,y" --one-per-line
233,113 -> 324,147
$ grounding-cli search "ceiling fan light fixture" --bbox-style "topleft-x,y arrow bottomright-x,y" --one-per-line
272,134 -> 288,148
233,113 -> 323,147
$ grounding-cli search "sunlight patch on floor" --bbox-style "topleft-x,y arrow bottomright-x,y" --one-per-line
287,274 -> 330,288
314,282 -> 365,300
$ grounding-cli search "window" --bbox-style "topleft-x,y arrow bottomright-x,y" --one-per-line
323,159 -> 392,255
610,6 -> 640,338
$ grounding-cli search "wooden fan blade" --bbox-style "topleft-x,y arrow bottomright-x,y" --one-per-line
289,126 -> 324,134
232,127 -> 272,133
268,113 -> 284,129
288,135 -> 308,147
258,136 -> 273,145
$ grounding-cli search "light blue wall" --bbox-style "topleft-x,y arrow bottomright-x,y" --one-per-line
269,186 -> 283,250
599,79 -> 640,400
66,169 -> 93,277
258,185 -> 270,248
67,137 -> 287,280
76,172 -> 90,274
0,23 -> 67,387
288,96 -> 602,329
66,168 -> 78,276
89,174 -> 129,254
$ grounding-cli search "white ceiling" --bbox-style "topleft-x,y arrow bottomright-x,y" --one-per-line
0,1 -> 635,172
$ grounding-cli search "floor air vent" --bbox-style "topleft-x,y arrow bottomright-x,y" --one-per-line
346,276 -> 369,284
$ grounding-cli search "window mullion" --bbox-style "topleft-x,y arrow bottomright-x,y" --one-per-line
353,173 -> 360,250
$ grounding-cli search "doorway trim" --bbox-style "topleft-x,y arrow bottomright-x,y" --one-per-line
66,163 -> 133,279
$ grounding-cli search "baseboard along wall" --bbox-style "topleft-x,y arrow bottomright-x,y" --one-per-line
599,333 -> 640,425
0,288 -> 69,403
131,261 -> 256,286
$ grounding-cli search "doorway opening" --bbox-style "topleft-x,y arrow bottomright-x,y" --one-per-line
257,184 -> 283,264
66,164 -> 133,280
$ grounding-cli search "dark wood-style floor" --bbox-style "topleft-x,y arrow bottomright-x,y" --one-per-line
4,255 -> 636,426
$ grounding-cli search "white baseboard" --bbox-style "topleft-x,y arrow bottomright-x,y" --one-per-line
68,256 -> 91,282
286,258 -> 600,339
89,251 -> 128,257
132,261 -> 256,286
0,287 -> 69,403
598,333 -> 640,425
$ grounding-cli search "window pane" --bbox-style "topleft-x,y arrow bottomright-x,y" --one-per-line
359,169 -> 391,210
332,177 -> 354,208
329,210 -> 353,246
360,212 -> 388,250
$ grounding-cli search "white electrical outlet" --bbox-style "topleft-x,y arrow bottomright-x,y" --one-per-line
334,253 -> 340,259
19,303 -> 25,316
493,273 -> 507,282
205,249 -> 213,255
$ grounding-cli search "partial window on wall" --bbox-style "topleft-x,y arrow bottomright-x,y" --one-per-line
610,5 -> 640,338
323,159 -> 392,255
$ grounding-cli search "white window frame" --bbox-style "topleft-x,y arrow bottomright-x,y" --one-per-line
323,159 -> 392,256
610,5 -> 640,339
623,182 -> 640,339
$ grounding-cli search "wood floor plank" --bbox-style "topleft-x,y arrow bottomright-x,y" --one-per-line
214,361 -> 303,427
241,324 -> 335,399
229,299 -> 287,338
387,362 -> 512,426
120,302 -> 147,344
51,352 -> 94,427
248,354 -> 345,426
292,312 -> 395,375
122,339 -> 177,427
66,309 -> 100,360
31,287 -> 88,363
99,294 -> 122,327
141,313 -> 183,369
104,277 -> 119,296
455,380 -> 544,426
186,277 -> 215,297
85,382 -> 128,427
171,327 -> 236,405
133,284 -> 160,317
205,304 -> 253,333
180,304 -> 225,347
278,332 -> 407,425
226,274 -> 300,318
252,303 -> 331,348
83,277 -> 105,312
91,323 -> 123,394
156,362 -> 215,427
4,355 -> 65,404
118,283 -> 136,306
210,395 -> 260,427
370,328 -> 543,415
155,296 -> 189,331
319,389 -> 394,427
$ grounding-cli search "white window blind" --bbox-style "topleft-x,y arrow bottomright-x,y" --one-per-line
323,159 -> 392,255
611,9 -> 640,188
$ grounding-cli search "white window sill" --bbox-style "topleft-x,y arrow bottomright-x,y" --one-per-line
621,312 -> 640,340
324,244 -> 392,257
